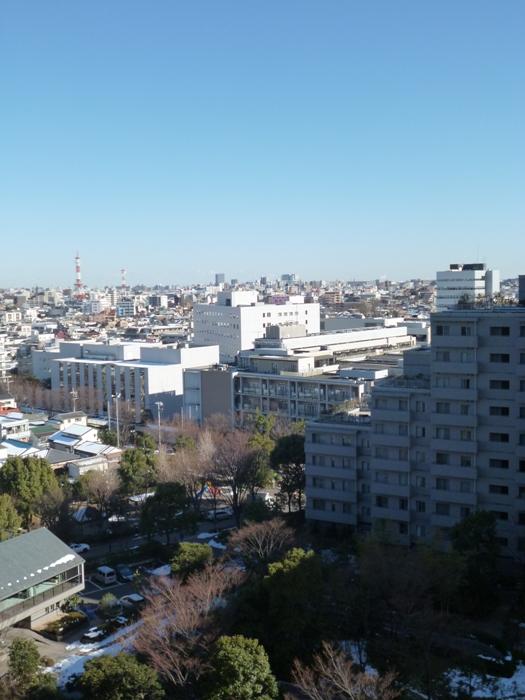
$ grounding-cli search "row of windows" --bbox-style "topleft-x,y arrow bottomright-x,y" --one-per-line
435,324 -> 525,337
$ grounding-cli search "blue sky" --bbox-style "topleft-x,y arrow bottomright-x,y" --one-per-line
1,1 -> 523,287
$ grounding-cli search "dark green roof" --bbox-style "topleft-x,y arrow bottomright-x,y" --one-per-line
0,528 -> 83,598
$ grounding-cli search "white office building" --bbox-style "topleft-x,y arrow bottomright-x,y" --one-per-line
436,263 -> 500,311
193,290 -> 320,363
34,341 -> 219,421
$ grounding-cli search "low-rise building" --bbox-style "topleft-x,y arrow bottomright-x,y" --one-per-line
0,529 -> 85,630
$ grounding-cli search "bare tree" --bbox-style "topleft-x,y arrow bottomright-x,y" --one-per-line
83,469 -> 120,517
289,642 -> 399,700
213,430 -> 256,526
134,563 -> 243,692
228,518 -> 295,571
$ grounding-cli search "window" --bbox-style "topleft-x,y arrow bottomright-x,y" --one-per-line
435,351 -> 451,362
490,458 -> 509,469
436,503 -> 450,516
312,477 -> 325,488
520,434 -> 525,446
460,507 -> 471,519
521,380 -> 525,392
520,407 -> 525,419
519,513 -> 525,526
461,378 -> 471,389
399,472 -> 409,486
490,406 -> 510,416
415,451 -> 425,463
399,498 -> 408,510
460,404 -> 470,415
399,523 -> 408,535
489,484 -> 509,495
490,326 -> 510,336
436,401 -> 450,414
375,446 -> 388,459
460,455 -> 472,467
342,503 -> 352,514
375,496 -> 388,508
312,499 -> 325,511
520,460 -> 525,473
434,375 -> 450,388
460,429 -> 472,441
416,500 -> 426,513
415,426 -> 426,438
436,427 -> 450,440
521,326 -> 525,337
461,326 -> 472,336
490,432 -> 510,443
436,452 -> 449,465
415,400 -> 426,412
374,422 -> 384,434
490,353 -> 510,363
398,447 -> 408,461
436,324 -> 449,336
460,480 -> 473,493
491,511 -> 509,521
490,379 -> 510,390
436,478 -> 449,491
460,350 -> 474,363
398,399 -> 408,410
416,525 -> 426,537
415,476 -> 426,488
521,353 -> 525,364
398,423 -> 408,436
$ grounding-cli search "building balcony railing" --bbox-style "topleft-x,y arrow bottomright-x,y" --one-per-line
0,578 -> 82,625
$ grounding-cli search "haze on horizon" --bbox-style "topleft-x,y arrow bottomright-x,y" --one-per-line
0,1 -> 523,288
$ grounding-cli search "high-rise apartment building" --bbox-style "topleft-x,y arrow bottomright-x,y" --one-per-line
435,263 -> 500,311
306,304 -> 525,557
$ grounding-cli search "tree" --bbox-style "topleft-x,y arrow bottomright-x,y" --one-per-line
35,482 -> 67,533
236,548 -> 325,677
99,427 -> 118,446
140,482 -> 189,544
229,519 -> 295,572
204,635 -> 278,700
0,456 -> 59,527
99,592 -> 119,618
82,469 -> 120,518
77,653 -> 164,700
134,564 -> 243,692
277,462 -> 305,512
213,430 -> 256,526
289,641 -> 399,700
119,449 -> 156,495
8,638 -> 41,694
451,510 -> 500,615
135,432 -> 157,453
248,412 -> 276,458
271,433 -> 305,469
0,493 -> 21,541
171,542 -> 213,580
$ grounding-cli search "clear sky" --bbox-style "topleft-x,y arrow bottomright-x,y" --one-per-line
1,1 -> 523,287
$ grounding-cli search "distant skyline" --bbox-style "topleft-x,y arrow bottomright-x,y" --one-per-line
1,1 -> 523,287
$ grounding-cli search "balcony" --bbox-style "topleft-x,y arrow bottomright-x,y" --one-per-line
371,506 -> 410,522
370,482 -> 410,498
432,387 -> 477,401
430,489 -> 477,506
373,433 -> 410,448
372,409 -> 410,422
430,413 -> 478,428
0,578 -> 82,627
432,336 -> 478,349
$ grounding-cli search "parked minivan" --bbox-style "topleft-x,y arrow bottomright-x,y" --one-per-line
94,565 -> 117,585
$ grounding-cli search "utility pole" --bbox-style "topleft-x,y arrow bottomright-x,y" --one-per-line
155,401 -> 163,452
107,397 -> 112,432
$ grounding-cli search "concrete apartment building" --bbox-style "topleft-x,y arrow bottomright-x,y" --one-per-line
34,340 -> 219,421
435,263 -> 500,311
193,289 -> 321,363
184,323 -> 414,425
305,303 -> 525,558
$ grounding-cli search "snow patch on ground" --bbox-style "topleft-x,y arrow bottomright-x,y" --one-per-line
48,621 -> 142,687
447,663 -> 525,698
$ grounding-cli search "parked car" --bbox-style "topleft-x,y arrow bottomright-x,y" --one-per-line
93,566 -> 117,585
120,593 -> 145,609
116,564 -> 134,582
81,626 -> 106,643
69,543 -> 90,554
206,507 -> 234,521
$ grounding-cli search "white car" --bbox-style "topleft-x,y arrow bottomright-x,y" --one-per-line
206,507 -> 234,521
120,593 -> 145,609
69,543 -> 90,553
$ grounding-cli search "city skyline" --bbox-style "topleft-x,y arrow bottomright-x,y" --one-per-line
1,1 -> 524,286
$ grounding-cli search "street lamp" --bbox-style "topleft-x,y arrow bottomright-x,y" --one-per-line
115,392 -> 121,448
155,401 -> 163,452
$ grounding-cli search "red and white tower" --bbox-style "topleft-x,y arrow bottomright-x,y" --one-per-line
74,252 -> 86,299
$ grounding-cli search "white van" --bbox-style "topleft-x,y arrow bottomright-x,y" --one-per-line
94,565 -> 117,585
